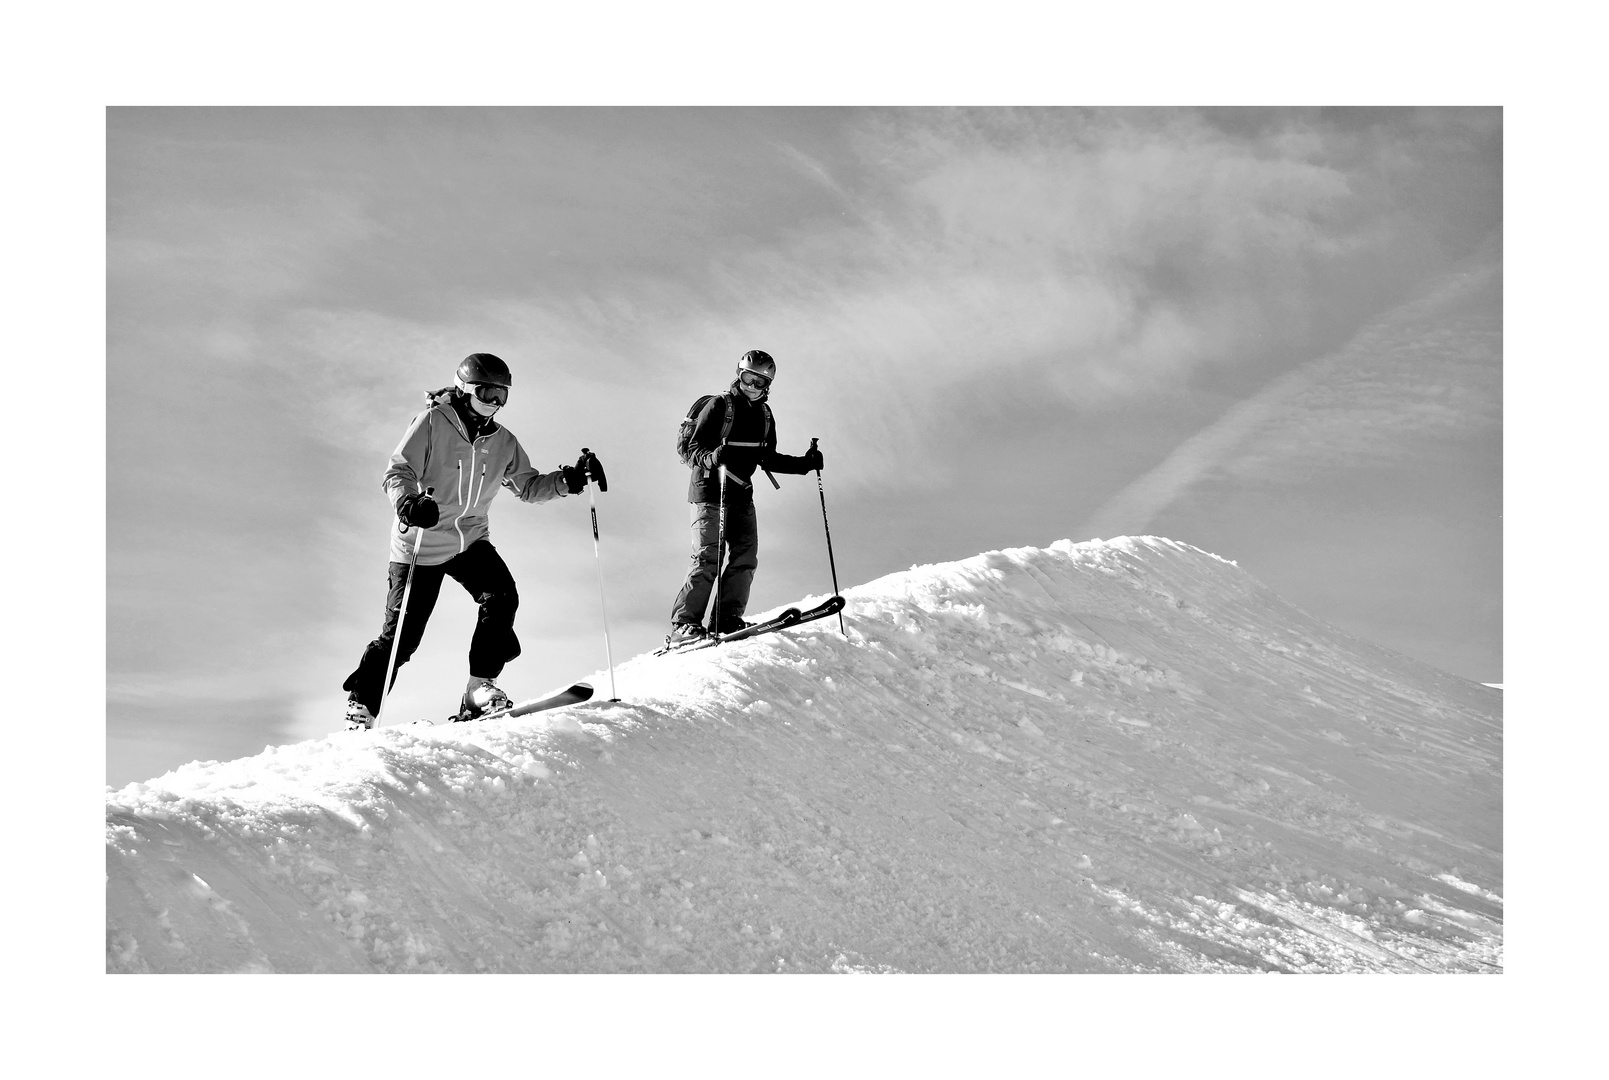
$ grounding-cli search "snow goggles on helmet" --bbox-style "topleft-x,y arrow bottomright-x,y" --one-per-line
467,383 -> 508,406
738,371 -> 772,390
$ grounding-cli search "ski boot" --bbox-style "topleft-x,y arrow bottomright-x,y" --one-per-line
665,622 -> 709,649
455,678 -> 511,723
716,615 -> 753,637
345,697 -> 376,731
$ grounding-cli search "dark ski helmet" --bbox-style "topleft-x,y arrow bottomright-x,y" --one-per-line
737,349 -> 776,382
455,352 -> 512,416
456,352 -> 512,388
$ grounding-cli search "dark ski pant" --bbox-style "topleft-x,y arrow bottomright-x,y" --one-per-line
671,499 -> 758,631
343,539 -> 520,715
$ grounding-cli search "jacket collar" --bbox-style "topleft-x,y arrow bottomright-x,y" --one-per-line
427,388 -> 499,441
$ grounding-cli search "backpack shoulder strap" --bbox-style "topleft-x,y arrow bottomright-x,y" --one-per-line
687,393 -> 733,433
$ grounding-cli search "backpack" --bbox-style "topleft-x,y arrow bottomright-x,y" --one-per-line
676,393 -> 773,469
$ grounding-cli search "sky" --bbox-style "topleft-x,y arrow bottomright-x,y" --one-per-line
106,105 -> 1502,787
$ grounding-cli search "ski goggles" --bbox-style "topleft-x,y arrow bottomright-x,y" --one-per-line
738,371 -> 772,390
467,383 -> 508,406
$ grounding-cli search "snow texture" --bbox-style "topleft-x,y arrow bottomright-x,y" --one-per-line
106,536 -> 1501,973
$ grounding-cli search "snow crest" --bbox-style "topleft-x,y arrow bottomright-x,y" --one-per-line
106,537 -> 1501,973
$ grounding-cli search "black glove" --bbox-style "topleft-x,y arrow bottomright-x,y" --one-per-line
804,446 -> 824,472
397,491 -> 439,528
577,450 -> 607,492
560,465 -> 587,494
705,445 -> 727,469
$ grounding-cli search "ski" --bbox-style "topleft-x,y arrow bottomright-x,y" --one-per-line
655,612 -> 796,656
655,596 -> 845,656
412,682 -> 595,726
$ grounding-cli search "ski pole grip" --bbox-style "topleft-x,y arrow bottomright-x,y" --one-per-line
581,448 -> 606,493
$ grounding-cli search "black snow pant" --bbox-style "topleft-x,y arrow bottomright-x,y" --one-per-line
342,539 -> 520,715
670,499 -> 758,632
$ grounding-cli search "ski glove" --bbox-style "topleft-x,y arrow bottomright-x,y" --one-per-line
397,491 -> 439,528
704,445 -> 727,469
560,465 -> 586,494
577,450 -> 607,492
804,446 -> 824,472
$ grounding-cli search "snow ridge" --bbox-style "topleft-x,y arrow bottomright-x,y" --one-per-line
106,536 -> 1501,973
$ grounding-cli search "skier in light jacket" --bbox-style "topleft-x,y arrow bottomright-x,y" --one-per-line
342,352 -> 604,729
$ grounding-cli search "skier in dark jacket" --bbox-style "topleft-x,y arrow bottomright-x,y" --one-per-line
342,352 -> 604,730
667,350 -> 822,648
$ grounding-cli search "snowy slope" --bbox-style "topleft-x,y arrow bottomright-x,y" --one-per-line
105,537 -> 1501,973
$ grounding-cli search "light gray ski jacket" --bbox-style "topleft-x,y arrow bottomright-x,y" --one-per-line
382,391 -> 567,566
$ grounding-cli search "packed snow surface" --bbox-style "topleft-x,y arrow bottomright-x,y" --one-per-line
106,537 -> 1501,973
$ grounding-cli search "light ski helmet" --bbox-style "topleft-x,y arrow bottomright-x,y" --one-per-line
455,352 -> 512,415
737,349 -> 776,382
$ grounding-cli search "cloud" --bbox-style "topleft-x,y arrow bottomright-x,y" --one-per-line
1078,359 -> 1327,540
774,141 -> 855,202
1079,243 -> 1501,538
635,113 -> 1487,483
251,109 -> 1500,494
1226,250 -> 1501,481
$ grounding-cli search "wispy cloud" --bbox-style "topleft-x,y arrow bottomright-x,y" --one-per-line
281,110 -> 1495,494
249,110 -> 1504,571
720,114 -> 1478,473
1080,243 -> 1501,538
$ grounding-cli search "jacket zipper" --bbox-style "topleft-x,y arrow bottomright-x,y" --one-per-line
454,459 -> 468,552
452,443 -> 492,553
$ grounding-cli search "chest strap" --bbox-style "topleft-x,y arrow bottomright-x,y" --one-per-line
711,396 -> 779,488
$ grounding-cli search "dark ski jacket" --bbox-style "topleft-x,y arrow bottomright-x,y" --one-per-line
383,389 -> 567,565
683,383 -> 815,506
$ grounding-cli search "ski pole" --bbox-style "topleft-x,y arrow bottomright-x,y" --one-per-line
581,448 -> 618,702
375,485 -> 433,729
810,438 -> 846,636
714,449 -> 727,634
